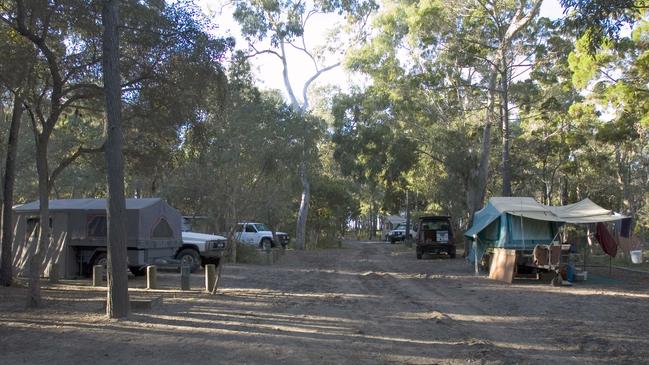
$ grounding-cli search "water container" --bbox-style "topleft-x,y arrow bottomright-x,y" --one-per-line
630,250 -> 643,264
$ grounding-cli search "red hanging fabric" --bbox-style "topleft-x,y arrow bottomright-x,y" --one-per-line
595,222 -> 618,257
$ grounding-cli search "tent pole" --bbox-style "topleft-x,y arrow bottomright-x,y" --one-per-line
473,235 -> 478,276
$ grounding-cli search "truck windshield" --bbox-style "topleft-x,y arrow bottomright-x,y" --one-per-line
254,223 -> 271,232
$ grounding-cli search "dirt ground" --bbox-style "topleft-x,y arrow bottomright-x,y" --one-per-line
2,240 -> 649,364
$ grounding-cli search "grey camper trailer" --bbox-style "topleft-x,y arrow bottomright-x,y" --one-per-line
11,198 -> 182,278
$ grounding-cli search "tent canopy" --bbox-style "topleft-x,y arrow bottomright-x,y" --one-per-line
14,198 -> 162,212
384,215 -> 406,225
465,197 -> 626,239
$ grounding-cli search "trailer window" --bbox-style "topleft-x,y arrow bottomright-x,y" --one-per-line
87,216 -> 107,237
152,218 -> 173,238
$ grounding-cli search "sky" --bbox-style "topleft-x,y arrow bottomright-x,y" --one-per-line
198,0 -> 566,103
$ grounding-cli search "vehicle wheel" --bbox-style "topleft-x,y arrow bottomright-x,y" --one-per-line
129,266 -> 146,276
91,252 -> 108,279
449,250 -> 456,259
260,238 -> 272,251
390,238 -> 396,244
176,248 -> 200,272
416,252 -> 422,260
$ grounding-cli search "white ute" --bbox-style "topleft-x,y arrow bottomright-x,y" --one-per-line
176,231 -> 228,272
235,222 -> 290,249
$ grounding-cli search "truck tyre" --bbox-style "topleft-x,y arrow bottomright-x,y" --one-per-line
176,248 -> 200,273
260,238 -> 272,251
416,252 -> 422,260
449,249 -> 456,259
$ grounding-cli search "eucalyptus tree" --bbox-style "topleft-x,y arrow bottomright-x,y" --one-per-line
101,0 -> 129,319
0,0 -> 231,306
330,88 -> 418,237
343,0 -> 543,223
560,0 -> 648,54
232,0 -> 376,249
567,22 -> 649,225
163,54 -> 322,256
0,23 -> 35,286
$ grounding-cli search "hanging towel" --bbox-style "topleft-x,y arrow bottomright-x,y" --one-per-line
595,222 -> 618,257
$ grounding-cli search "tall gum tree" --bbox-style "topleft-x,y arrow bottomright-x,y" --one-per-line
102,0 -> 129,319
343,0 -> 542,223
0,23 -> 35,287
233,0 -> 376,249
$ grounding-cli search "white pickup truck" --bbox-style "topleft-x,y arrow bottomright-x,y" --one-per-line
176,231 -> 228,272
387,223 -> 417,244
235,222 -> 290,249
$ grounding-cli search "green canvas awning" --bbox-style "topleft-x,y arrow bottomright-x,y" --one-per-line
465,197 -> 626,239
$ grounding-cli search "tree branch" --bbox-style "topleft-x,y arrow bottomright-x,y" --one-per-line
49,142 -> 106,186
301,62 -> 340,110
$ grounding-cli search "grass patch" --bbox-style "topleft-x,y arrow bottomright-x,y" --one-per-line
228,242 -> 261,264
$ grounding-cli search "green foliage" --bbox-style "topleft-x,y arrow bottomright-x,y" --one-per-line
560,0 -> 646,54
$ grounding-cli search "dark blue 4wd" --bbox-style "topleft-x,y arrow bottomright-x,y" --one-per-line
416,216 -> 455,259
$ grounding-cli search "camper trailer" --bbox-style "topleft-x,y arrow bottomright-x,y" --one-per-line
464,197 -> 626,274
11,198 -> 183,278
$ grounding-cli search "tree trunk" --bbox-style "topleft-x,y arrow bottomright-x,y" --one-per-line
0,95 -> 23,286
102,0 -> 130,319
295,161 -> 310,250
467,64 -> 498,223
29,139 -> 49,307
405,189 -> 411,240
500,53 -> 512,197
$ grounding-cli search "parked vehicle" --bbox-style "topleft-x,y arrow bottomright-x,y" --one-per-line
177,231 -> 228,272
416,216 -> 455,259
235,222 -> 290,249
387,223 -> 416,244
12,198 -> 183,278
177,216 -> 229,272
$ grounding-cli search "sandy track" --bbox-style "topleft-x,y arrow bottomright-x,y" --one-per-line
1,240 -> 649,364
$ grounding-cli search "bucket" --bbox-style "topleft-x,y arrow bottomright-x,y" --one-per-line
631,250 -> 643,264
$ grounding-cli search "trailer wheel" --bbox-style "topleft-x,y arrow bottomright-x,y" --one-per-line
176,248 -> 200,272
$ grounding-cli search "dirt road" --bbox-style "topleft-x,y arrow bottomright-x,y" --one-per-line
2,240 -> 649,364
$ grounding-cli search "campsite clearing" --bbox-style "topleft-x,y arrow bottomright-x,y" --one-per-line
1,240 -> 649,364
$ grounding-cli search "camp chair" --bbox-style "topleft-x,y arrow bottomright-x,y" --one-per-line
532,243 -> 568,286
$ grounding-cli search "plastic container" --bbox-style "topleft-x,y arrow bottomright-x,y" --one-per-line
630,250 -> 643,264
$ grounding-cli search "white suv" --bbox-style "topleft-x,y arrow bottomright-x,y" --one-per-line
235,222 -> 290,249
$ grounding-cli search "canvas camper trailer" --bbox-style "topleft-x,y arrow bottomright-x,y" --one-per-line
464,197 -> 626,267
10,198 -> 182,278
